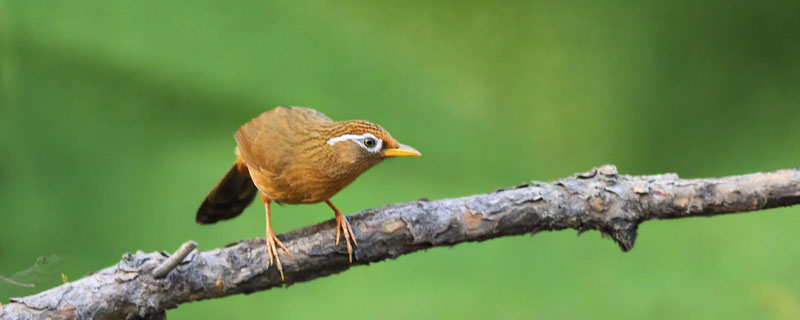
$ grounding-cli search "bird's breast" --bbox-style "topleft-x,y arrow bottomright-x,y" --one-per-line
250,159 -> 365,205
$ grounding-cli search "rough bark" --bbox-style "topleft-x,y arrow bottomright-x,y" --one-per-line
2,165 -> 799,320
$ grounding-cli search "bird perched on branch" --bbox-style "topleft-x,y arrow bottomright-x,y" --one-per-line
196,107 -> 421,280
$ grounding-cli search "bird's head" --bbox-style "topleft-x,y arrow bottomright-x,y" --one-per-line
325,120 -> 421,173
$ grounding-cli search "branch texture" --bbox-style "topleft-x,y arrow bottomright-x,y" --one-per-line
3,165 -> 799,320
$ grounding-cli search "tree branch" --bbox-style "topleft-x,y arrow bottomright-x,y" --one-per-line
2,165 -> 799,320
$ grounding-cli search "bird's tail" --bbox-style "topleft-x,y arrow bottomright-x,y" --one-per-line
196,158 -> 258,224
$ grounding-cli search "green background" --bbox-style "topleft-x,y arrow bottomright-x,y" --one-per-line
2,1 -> 800,319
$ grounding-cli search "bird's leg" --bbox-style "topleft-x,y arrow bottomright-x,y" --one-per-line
325,199 -> 358,262
262,195 -> 289,281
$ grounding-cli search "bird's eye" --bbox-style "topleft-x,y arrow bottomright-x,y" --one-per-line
363,137 -> 377,148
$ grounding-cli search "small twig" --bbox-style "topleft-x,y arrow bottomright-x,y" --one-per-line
152,241 -> 197,279
0,275 -> 35,288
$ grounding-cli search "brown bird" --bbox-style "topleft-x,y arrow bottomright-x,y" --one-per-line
196,106 -> 420,280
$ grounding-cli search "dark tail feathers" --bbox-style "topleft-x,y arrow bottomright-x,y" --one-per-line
196,162 -> 258,224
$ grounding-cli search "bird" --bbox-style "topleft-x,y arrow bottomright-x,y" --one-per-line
196,106 -> 421,280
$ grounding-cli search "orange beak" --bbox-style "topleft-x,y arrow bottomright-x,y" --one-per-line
384,143 -> 421,157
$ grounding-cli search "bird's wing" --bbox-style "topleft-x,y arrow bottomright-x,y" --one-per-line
234,106 -> 333,176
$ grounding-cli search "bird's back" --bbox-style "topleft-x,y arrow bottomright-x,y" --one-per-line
197,107 -> 332,223
235,107 -> 332,174
235,107 -> 341,203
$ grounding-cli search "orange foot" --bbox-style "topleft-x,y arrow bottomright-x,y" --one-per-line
265,229 -> 290,281
335,212 -> 358,262
326,200 -> 359,262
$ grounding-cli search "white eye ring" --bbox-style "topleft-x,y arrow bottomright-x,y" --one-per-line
327,133 -> 383,153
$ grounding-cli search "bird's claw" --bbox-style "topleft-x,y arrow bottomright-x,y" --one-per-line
335,214 -> 358,262
265,230 -> 289,281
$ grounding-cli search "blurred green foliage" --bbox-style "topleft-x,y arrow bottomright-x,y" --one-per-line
2,1 -> 800,319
